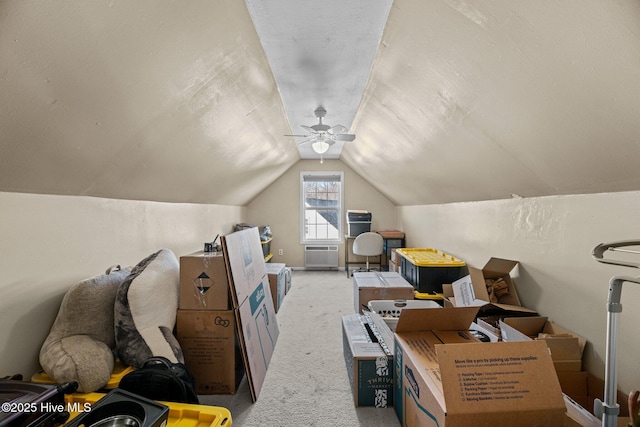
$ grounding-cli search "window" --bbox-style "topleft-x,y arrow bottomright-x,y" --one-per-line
300,172 -> 344,244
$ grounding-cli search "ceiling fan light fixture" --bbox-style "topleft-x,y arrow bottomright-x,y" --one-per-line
311,138 -> 330,154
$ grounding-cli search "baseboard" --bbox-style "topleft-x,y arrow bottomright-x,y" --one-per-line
290,266 -> 344,271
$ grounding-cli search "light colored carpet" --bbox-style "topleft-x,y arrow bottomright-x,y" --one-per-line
199,270 -> 401,426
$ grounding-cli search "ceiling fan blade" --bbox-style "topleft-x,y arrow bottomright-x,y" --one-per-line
329,125 -> 349,135
297,137 -> 317,146
285,134 -> 310,137
334,133 -> 356,142
300,125 -> 316,133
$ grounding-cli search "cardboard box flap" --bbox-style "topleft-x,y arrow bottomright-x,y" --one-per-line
437,340 -> 566,416
432,330 -> 479,345
477,302 -> 537,316
542,322 -> 587,356
503,317 -> 549,338
502,317 -> 587,358
483,257 -> 519,278
451,273 -> 537,316
454,270 -> 531,313
469,267 -> 489,300
544,337 -> 582,360
395,306 -> 479,333
342,314 -> 391,358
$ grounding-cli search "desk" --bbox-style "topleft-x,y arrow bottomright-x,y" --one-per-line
344,232 -> 406,277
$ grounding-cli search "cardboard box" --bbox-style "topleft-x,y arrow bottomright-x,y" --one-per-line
390,248 -> 400,264
475,315 -> 504,338
557,371 -> 589,400
446,257 -> 537,318
265,262 -> 286,313
342,311 -> 394,407
499,317 -> 586,372
570,372 -> 630,421
393,306 -> 567,426
353,271 -> 414,314
563,394 -> 601,427
179,251 -> 231,310
176,309 -> 244,394
470,321 -> 500,342
388,259 -> 401,274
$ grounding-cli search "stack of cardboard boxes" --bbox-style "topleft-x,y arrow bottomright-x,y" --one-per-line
175,228 -> 291,399
342,253 -> 625,425
392,307 -> 568,426
343,271 -> 415,408
176,250 -> 244,395
388,248 -> 401,274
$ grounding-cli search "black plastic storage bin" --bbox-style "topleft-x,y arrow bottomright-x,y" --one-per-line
396,248 -> 467,294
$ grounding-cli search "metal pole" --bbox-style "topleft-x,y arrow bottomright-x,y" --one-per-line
601,278 -> 622,427
592,241 -> 640,427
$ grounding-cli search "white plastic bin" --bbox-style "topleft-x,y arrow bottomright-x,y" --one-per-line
367,299 -> 440,331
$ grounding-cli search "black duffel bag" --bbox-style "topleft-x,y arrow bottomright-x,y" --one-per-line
119,356 -> 199,404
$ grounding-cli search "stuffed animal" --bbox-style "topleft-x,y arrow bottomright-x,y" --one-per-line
115,248 -> 183,368
39,266 -> 130,392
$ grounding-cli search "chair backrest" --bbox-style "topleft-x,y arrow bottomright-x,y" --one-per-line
353,232 -> 384,257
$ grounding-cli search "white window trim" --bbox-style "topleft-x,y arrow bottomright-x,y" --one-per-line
300,171 -> 344,245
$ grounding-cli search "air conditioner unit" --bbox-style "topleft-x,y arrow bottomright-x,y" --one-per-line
304,245 -> 339,269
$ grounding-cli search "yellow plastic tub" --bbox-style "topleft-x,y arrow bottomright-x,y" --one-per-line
395,248 -> 466,294
64,392 -> 232,427
394,248 -> 465,267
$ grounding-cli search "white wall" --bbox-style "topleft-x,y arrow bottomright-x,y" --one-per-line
246,159 -> 397,268
6,185 -> 638,396
0,191 -> 245,379
398,190 -> 640,393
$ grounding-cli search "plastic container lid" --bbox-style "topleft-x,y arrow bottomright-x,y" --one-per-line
414,290 -> 445,300
395,248 -> 465,267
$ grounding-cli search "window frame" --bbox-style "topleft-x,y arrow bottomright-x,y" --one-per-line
300,171 -> 344,245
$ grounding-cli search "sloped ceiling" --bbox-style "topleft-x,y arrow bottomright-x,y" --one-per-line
345,0 -> 640,205
0,0 -> 298,206
1,1 -> 640,207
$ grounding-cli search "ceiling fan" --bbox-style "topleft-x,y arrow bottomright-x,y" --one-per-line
286,106 -> 356,157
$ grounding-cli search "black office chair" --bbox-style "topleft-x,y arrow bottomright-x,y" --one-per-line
352,232 -> 384,274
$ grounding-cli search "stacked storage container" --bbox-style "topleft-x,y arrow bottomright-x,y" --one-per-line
346,210 -> 372,237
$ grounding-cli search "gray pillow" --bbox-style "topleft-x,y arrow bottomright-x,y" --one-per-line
115,248 -> 182,368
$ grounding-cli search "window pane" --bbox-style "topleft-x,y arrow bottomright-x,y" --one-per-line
304,208 -> 339,240
304,181 -> 340,208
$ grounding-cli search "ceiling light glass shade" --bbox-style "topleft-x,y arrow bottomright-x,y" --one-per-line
311,139 -> 330,154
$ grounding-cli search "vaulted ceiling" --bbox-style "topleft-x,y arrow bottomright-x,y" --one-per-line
1,1 -> 639,207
